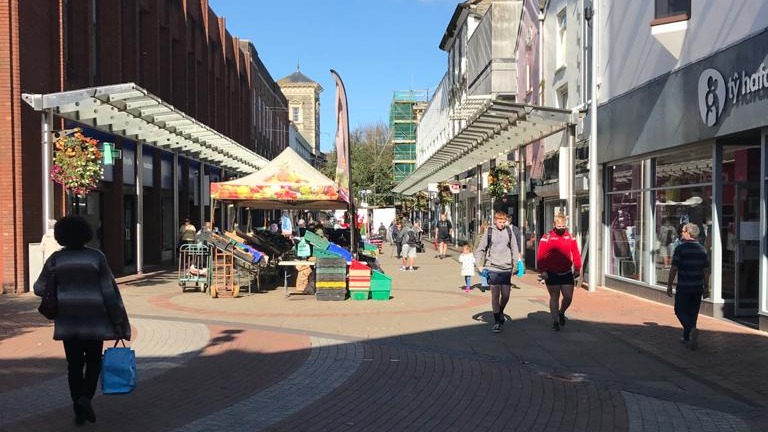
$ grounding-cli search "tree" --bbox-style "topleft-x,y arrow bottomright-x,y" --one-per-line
322,122 -> 395,206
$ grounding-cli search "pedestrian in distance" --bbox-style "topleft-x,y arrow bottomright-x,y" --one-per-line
474,211 -> 520,333
458,242 -> 476,293
399,222 -> 419,271
33,215 -> 131,425
475,220 -> 490,292
392,221 -> 403,259
378,222 -> 387,239
435,213 -> 453,259
537,213 -> 582,332
666,222 -> 710,350
177,217 -> 196,252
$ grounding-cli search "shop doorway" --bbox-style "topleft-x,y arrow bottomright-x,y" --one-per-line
123,195 -> 136,271
721,146 -> 760,317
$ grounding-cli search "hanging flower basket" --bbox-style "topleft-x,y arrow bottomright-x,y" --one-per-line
50,129 -> 103,197
437,182 -> 453,205
487,163 -> 516,199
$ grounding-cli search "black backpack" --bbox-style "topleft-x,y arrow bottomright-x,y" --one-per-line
405,229 -> 419,246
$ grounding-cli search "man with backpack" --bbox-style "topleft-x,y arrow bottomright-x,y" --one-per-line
474,211 -> 520,333
399,221 -> 420,271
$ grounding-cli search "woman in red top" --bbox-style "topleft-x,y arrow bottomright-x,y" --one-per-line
537,213 -> 582,331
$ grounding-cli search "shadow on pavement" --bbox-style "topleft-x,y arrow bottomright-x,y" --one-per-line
1,291 -> 767,432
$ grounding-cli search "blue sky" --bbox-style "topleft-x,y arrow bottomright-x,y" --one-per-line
208,0 -> 457,151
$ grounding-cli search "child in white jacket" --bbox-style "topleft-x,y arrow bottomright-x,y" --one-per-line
459,243 -> 476,293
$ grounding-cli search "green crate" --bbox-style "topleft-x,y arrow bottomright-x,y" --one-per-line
349,290 -> 369,301
313,247 -> 343,260
370,270 -> 391,301
303,231 -> 331,250
371,290 -> 390,301
371,270 -> 391,290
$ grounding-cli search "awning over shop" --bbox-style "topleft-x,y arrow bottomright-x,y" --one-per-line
393,96 -> 571,195
22,83 -> 267,174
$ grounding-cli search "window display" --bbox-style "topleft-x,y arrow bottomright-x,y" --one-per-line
607,150 -> 712,286
608,191 -> 644,279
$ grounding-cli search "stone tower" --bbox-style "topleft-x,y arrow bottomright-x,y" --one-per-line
277,67 -> 323,154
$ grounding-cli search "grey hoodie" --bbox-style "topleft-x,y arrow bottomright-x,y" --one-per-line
474,225 -> 519,272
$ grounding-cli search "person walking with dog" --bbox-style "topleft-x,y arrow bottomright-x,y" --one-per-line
474,211 -> 519,333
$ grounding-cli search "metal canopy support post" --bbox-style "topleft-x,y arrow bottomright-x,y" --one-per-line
476,164 -> 483,230
41,110 -> 54,232
219,169 -> 225,232
200,161 -> 206,228
518,148 -> 526,252
136,141 -> 144,274
173,152 -> 179,264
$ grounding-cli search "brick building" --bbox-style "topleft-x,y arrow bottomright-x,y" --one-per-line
0,0 -> 288,292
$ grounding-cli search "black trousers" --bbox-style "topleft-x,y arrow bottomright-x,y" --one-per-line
674,291 -> 702,340
63,339 -> 104,402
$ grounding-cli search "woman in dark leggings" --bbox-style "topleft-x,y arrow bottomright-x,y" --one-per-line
34,216 -> 131,425
537,213 -> 583,331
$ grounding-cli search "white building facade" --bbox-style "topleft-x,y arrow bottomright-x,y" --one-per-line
597,0 -> 768,329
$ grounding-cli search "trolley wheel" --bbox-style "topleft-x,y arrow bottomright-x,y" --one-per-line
202,283 -> 208,294
180,283 -> 186,292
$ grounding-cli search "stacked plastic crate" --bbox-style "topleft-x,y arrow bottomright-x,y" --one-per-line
313,248 -> 347,301
348,260 -> 371,300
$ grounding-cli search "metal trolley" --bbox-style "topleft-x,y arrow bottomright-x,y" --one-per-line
178,243 -> 211,292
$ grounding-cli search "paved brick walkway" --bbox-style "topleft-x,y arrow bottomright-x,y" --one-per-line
1,242 -> 766,431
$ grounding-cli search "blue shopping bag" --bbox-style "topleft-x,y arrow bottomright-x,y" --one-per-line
516,259 -> 525,277
101,340 -> 136,395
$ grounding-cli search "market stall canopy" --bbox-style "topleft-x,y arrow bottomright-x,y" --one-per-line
211,147 -> 348,210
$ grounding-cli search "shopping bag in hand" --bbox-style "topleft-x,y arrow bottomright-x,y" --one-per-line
101,340 -> 136,394
516,259 -> 525,277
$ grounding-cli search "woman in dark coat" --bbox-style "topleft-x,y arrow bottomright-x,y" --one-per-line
34,215 -> 131,425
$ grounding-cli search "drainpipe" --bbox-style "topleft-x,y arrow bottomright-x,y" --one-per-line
587,0 -> 600,291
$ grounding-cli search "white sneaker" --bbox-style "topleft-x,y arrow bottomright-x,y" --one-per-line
407,266 -> 415,271
399,266 -> 407,271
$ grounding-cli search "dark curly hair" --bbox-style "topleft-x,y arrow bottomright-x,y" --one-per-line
54,215 -> 93,249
